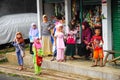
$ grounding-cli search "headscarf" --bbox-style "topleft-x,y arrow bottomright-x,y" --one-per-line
82,21 -> 90,29
15,32 -> 24,43
33,37 -> 42,49
69,19 -> 76,30
81,22 -> 92,43
29,23 -> 39,37
56,23 -> 63,32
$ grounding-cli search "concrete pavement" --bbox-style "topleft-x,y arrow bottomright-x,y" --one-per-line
5,52 -> 120,80
0,63 -> 99,80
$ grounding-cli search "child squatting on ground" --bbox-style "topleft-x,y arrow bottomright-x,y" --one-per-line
91,28 -> 104,67
33,38 -> 43,75
12,32 -> 25,71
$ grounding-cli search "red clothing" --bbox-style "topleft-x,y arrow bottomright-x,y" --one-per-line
91,35 -> 103,50
91,35 -> 104,59
82,28 -> 92,44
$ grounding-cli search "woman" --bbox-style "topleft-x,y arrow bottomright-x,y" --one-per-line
78,21 -> 92,59
29,23 -> 39,55
41,15 -> 54,56
12,32 -> 25,71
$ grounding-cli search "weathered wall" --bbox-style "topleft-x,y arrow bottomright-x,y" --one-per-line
0,0 -> 37,17
44,3 -> 54,18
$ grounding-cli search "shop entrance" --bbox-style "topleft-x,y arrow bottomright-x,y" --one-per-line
72,0 -> 102,35
43,0 -> 64,18
83,0 -> 102,35
112,0 -> 120,57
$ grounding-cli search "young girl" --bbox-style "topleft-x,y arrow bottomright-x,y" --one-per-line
33,38 -> 43,75
91,28 -> 104,67
65,20 -> 77,60
12,32 -> 25,71
29,23 -> 39,55
54,23 -> 65,62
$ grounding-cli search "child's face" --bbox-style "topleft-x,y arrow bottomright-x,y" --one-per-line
82,25 -> 85,30
36,38 -> 40,43
32,25 -> 36,29
71,21 -> 75,25
95,29 -> 101,36
16,34 -> 22,39
58,26 -> 63,32
96,17 -> 100,22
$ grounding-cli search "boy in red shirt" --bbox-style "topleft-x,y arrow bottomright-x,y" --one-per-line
91,28 -> 104,67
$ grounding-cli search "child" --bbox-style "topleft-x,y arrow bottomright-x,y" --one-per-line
51,27 -> 57,61
91,28 -> 104,67
12,32 -> 25,71
65,20 -> 77,60
33,38 -> 43,75
54,23 -> 65,62
29,23 -> 39,55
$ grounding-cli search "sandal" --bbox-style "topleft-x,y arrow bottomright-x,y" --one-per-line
91,65 -> 97,67
16,67 -> 19,70
18,68 -> 23,71
51,58 -> 55,61
100,65 -> 104,67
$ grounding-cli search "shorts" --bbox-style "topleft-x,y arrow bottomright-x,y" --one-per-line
93,48 -> 104,59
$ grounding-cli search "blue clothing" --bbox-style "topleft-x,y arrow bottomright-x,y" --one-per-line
12,42 -> 24,65
53,47 -> 57,57
51,36 -> 54,45
16,51 -> 24,65
29,33 -> 39,42
51,28 -> 56,44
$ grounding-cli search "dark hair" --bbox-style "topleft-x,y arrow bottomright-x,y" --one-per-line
56,15 -> 63,20
94,27 -> 101,30
69,19 -> 76,30
82,21 -> 90,28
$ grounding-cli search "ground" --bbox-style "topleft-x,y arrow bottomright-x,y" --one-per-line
0,63 -> 99,80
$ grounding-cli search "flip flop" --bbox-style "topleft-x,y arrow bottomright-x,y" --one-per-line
16,67 -> 19,70
18,68 -> 23,71
100,65 -> 104,67
91,65 -> 97,67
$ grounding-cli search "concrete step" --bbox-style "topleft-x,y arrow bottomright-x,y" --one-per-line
0,63 -> 99,80
6,52 -> 120,80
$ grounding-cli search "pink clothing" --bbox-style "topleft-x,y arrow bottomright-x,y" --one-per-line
33,38 -> 42,49
55,32 -> 65,60
55,32 -> 65,49
57,48 -> 64,60
66,30 -> 77,44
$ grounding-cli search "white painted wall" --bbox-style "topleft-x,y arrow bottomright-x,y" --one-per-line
102,0 -> 112,59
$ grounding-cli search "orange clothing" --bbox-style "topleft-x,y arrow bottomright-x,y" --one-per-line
93,48 -> 104,59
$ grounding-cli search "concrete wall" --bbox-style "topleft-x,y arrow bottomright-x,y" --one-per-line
44,3 -> 54,19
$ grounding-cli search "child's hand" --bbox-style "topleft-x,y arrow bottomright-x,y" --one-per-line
99,41 -> 103,47
40,37 -> 42,40
55,43 -> 56,47
48,27 -> 51,30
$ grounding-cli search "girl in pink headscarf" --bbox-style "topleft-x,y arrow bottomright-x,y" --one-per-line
33,38 -> 43,75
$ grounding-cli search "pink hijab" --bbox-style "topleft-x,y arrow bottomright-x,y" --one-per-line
33,38 -> 42,49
